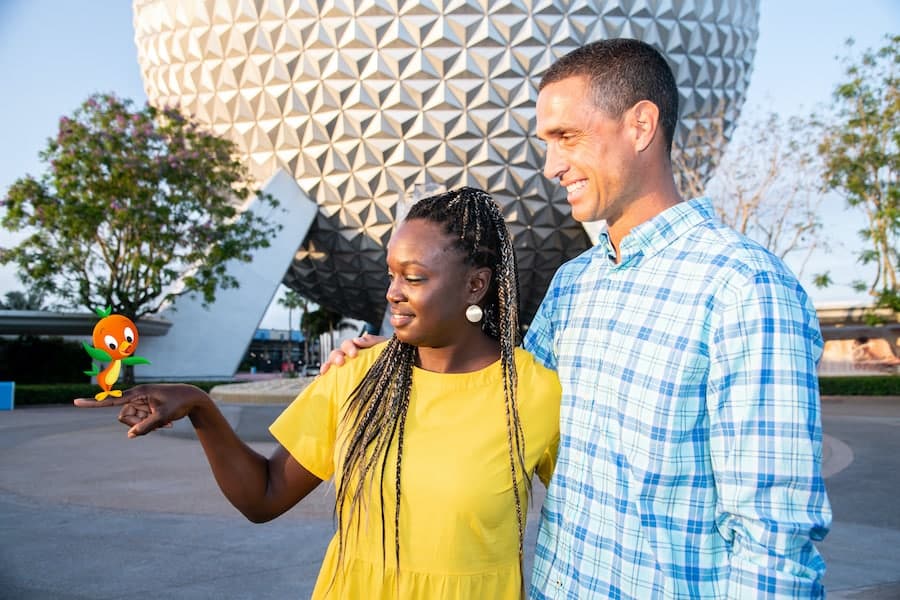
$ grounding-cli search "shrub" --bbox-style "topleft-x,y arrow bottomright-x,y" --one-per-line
8,376 -> 898,407
818,375 -> 900,396
0,336 -> 91,384
12,381 -> 231,406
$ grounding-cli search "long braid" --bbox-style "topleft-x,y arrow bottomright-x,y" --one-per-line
331,186 -> 528,590
331,337 -> 415,587
407,188 -> 530,568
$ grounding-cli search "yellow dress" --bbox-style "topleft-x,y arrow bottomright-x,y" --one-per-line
269,343 -> 561,599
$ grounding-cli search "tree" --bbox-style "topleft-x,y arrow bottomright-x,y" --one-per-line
1,93 -> 282,323
675,109 -> 827,278
0,290 -> 46,311
818,35 -> 900,309
277,287 -> 310,369
302,305 -> 344,365
303,306 -> 343,339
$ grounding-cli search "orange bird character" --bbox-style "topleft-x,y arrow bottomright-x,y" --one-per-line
83,307 -> 151,400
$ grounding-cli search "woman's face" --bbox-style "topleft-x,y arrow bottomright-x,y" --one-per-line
385,218 -> 474,348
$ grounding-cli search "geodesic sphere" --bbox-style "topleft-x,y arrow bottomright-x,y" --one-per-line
133,0 -> 760,325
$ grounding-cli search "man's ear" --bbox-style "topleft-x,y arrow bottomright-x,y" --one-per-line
630,100 -> 660,153
466,267 -> 493,304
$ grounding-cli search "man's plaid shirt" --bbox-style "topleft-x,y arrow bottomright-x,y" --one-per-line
526,198 -> 831,599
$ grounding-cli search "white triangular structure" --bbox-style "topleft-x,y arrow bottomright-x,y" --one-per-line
137,168 -> 317,380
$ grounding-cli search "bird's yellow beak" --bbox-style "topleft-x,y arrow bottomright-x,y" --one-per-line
119,340 -> 133,354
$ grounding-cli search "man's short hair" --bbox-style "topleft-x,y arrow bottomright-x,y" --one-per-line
540,38 -> 680,155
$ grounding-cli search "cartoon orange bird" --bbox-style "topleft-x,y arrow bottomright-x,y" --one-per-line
83,307 -> 151,400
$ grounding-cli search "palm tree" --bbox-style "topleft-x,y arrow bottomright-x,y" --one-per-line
277,288 -> 310,370
302,306 -> 345,366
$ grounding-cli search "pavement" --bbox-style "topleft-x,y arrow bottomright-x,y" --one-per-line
1,389 -> 899,599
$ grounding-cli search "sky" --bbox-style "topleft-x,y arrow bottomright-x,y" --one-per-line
1,0 -> 898,330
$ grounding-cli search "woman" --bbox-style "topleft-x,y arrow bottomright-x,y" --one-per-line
76,187 -> 560,599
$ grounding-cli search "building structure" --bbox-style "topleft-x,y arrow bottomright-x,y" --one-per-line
1,1 -> 766,380
133,0 -> 762,327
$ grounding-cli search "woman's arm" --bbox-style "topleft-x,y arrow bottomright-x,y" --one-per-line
75,384 -> 322,523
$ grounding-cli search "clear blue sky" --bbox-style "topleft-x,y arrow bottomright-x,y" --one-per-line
1,0 -> 898,327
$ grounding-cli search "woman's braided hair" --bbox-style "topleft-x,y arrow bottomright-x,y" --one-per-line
332,186 -> 529,581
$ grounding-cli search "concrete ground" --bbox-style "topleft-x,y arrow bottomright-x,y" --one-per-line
1,396 -> 898,599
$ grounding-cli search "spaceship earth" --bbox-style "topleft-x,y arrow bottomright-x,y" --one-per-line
133,0 -> 760,325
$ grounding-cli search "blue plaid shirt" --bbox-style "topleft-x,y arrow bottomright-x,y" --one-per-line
526,198 -> 831,599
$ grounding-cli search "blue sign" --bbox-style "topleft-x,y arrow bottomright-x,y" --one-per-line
0,381 -> 14,410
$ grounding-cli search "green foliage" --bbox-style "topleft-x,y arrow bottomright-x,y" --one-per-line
14,383 -> 100,405
813,272 -> 833,288
818,375 -> 900,396
11,376 -> 897,405
0,336 -> 91,384
875,289 -> 900,312
278,288 -> 311,365
12,380 -> 230,406
278,288 -> 309,316
303,305 -> 343,337
818,35 -> 900,305
1,93 -> 282,321
0,290 -> 47,310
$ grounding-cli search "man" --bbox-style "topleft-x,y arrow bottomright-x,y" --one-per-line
522,38 -> 830,598
327,38 -> 831,598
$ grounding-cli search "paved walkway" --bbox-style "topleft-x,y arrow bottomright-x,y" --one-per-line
1,395 -> 898,598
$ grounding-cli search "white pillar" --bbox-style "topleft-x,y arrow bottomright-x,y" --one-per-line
137,169 -> 317,380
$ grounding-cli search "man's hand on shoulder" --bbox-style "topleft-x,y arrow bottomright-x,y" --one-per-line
319,333 -> 387,374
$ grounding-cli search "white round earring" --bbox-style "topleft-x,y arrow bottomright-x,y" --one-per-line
465,304 -> 483,323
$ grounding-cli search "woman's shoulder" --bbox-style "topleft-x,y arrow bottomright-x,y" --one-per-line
513,346 -> 554,372
513,347 -> 561,394
356,339 -> 391,365
312,339 -> 391,392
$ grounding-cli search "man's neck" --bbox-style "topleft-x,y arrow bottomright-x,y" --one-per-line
606,190 -> 683,261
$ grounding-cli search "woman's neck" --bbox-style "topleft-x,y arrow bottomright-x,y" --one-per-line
415,334 -> 501,373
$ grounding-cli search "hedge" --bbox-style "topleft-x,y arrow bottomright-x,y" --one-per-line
5,376 -> 898,407
0,336 -> 90,384
10,381 -> 232,406
818,375 -> 900,396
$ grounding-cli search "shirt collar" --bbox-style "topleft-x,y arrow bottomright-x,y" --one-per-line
595,197 -> 715,266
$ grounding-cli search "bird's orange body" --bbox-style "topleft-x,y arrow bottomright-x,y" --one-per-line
91,314 -> 139,400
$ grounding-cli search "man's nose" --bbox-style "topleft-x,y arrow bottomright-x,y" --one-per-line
543,142 -> 567,180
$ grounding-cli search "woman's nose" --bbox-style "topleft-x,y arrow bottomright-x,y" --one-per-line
386,279 -> 403,303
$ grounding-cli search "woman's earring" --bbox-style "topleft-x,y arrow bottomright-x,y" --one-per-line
465,304 -> 484,323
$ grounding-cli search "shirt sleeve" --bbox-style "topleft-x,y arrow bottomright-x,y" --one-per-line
269,370 -> 342,481
516,347 -> 562,490
524,272 -> 562,372
535,432 -> 559,488
706,271 -> 832,598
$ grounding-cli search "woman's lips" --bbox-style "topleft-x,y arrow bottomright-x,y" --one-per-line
389,312 -> 413,328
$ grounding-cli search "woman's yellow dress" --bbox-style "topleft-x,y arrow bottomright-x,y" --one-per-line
269,343 -> 560,599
